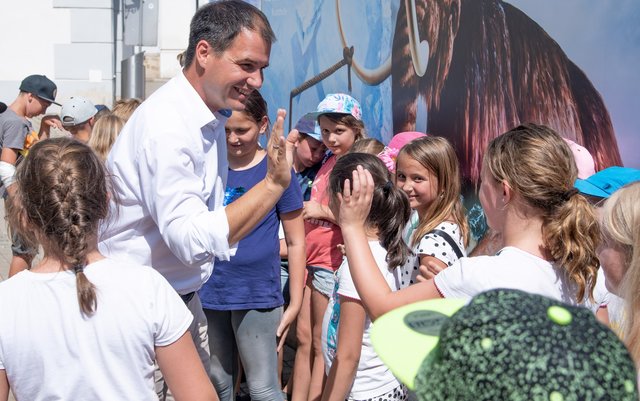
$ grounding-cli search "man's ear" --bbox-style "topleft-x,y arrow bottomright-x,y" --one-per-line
195,40 -> 212,68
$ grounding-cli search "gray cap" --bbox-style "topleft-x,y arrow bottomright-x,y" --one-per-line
60,97 -> 98,127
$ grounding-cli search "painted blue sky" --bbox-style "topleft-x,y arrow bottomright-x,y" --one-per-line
506,0 -> 640,167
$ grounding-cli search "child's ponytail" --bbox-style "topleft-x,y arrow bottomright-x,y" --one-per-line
485,123 -> 599,301
543,190 -> 599,302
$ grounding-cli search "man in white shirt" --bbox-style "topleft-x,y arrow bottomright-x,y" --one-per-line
99,1 -> 291,398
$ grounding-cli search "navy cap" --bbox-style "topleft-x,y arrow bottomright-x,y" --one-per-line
19,75 -> 60,106
294,116 -> 322,142
0,102 -> 7,114
575,166 -> 640,199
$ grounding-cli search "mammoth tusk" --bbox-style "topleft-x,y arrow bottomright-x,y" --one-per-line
405,0 -> 429,77
335,0 -> 392,85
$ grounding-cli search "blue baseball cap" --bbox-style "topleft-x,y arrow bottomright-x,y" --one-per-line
575,166 -> 640,199
294,116 -> 321,142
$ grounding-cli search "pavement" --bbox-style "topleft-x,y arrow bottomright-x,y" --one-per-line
0,201 -> 16,280
0,202 -> 17,400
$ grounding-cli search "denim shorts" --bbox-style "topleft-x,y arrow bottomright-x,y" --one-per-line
307,265 -> 336,297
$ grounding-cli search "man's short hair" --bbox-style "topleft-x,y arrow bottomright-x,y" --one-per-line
183,0 -> 276,68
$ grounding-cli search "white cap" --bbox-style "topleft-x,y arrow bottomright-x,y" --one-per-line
61,97 -> 98,127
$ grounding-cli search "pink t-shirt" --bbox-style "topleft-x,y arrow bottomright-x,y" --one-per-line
304,155 -> 343,270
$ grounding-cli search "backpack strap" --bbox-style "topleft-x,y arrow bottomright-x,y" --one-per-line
429,229 -> 464,259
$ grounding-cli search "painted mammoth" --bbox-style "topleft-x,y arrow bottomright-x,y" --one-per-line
336,0 -> 621,184
387,0 -> 622,185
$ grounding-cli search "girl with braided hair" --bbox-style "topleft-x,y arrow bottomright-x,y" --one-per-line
0,138 -> 217,401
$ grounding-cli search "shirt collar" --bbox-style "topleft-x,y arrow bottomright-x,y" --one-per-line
175,70 -> 230,129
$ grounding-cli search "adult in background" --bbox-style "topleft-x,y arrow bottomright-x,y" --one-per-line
98,1 -> 291,399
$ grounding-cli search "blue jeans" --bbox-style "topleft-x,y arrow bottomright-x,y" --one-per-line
205,307 -> 284,401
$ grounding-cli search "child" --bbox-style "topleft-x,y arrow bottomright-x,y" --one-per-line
279,116 -> 326,395
600,181 -> 640,366
292,93 -> 366,401
321,153 -> 411,401
395,137 -> 469,285
112,97 -> 142,122
88,113 -> 125,162
198,90 -> 305,401
350,138 -> 384,155
0,138 -> 215,401
334,123 -> 601,320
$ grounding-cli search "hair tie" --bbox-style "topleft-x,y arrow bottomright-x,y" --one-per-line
561,188 -> 579,202
383,181 -> 394,193
73,264 -> 85,275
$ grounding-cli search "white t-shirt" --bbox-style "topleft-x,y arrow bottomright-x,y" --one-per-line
0,258 -> 193,401
400,221 -> 465,287
322,241 -> 403,400
434,246 -> 607,312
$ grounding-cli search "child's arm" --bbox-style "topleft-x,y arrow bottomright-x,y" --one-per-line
336,167 -> 441,320
416,255 -> 447,282
0,370 -> 8,401
156,332 -> 219,401
277,209 -> 306,351
596,306 -> 610,326
416,255 -> 447,283
303,200 -> 337,224
321,297 -> 366,401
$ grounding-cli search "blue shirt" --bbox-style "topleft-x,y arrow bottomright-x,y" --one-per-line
199,156 -> 303,310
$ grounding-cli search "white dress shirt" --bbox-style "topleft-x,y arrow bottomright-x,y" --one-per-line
99,71 -> 234,294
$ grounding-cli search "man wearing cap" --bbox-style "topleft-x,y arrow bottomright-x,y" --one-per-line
0,74 -> 62,276
60,96 -> 98,143
98,2 -> 292,397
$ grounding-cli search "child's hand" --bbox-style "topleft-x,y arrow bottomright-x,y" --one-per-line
416,260 -> 446,282
334,166 -> 374,229
276,307 -> 298,352
302,200 -> 324,220
286,128 -> 300,150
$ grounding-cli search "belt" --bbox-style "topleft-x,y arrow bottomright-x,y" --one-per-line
180,291 -> 195,305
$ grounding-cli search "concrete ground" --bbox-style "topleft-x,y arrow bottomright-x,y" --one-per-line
0,202 -> 17,400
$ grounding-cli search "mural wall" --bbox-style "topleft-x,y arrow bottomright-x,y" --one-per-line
259,0 -> 640,237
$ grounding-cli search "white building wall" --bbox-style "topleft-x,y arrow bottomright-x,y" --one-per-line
0,0 -> 196,110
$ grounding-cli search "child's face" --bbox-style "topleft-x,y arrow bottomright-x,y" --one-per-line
318,115 -> 357,156
597,236 -> 628,295
478,164 -> 504,231
295,135 -> 326,168
225,110 -> 267,160
395,153 -> 438,216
